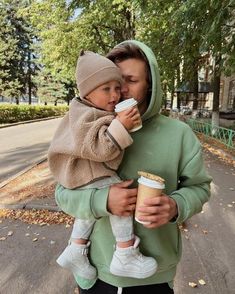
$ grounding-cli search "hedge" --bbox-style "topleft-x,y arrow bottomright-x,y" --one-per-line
0,104 -> 69,124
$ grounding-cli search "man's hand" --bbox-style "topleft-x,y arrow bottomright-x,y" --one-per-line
137,194 -> 178,228
107,180 -> 137,216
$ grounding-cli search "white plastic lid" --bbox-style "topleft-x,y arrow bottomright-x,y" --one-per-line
115,98 -> 137,112
138,176 -> 165,189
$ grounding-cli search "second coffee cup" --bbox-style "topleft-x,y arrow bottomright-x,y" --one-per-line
115,98 -> 142,132
135,171 -> 165,225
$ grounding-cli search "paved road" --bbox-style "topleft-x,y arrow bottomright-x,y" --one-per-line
0,119 -> 62,184
175,150 -> 235,294
0,150 -> 234,294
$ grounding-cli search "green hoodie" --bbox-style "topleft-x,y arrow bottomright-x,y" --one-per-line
55,40 -> 212,289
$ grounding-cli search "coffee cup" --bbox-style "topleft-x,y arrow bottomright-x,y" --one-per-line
135,171 -> 165,225
115,98 -> 142,132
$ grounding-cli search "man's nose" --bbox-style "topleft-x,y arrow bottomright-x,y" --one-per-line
121,82 -> 128,94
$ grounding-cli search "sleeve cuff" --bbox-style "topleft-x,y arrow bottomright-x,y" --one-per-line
169,194 -> 185,224
107,118 -> 133,149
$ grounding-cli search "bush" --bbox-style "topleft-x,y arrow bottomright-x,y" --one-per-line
0,104 -> 69,124
160,108 -> 170,117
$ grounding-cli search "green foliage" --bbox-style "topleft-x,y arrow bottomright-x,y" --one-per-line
2,0 -> 235,112
0,0 -> 38,101
0,104 -> 68,123
34,69 -> 73,105
160,108 -> 170,117
26,0 -> 138,81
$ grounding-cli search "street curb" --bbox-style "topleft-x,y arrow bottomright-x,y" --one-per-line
0,156 -> 47,189
0,116 -> 62,129
0,118 -> 64,213
0,203 -> 61,212
0,157 -> 63,212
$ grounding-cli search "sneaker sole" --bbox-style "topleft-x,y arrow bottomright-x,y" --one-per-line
110,264 -> 157,279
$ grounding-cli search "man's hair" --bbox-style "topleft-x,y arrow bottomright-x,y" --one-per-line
106,42 -> 152,87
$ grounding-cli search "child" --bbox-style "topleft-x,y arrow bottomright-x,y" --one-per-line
48,51 -> 157,280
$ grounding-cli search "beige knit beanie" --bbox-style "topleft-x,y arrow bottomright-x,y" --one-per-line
75,50 -> 123,98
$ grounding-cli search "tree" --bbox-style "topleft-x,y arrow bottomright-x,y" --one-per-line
35,69 -> 72,105
173,0 -> 235,127
0,0 -> 38,104
26,0 -> 138,82
135,1 -> 183,109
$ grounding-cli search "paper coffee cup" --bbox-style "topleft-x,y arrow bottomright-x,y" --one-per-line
115,98 -> 142,132
135,172 -> 165,225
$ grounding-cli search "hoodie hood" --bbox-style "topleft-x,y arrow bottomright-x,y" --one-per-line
119,40 -> 163,121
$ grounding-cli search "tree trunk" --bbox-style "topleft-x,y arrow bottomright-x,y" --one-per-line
28,51 -> 32,105
211,54 -> 221,133
192,70 -> 199,110
176,67 -> 181,110
170,92 -> 174,109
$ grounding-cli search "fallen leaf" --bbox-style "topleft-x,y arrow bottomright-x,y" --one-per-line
202,230 -> 208,234
0,209 -> 74,225
7,231 -> 13,236
189,282 -> 197,288
32,238 -> 38,242
0,237 -> 6,241
50,240 -> 55,245
198,279 -> 206,285
227,204 -> 233,208
229,188 -> 234,191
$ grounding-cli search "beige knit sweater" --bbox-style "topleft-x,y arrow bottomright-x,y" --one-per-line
48,98 -> 133,189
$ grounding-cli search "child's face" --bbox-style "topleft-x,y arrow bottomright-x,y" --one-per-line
86,80 -> 121,112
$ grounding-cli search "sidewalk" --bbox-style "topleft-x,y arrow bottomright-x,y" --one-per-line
0,143 -> 234,293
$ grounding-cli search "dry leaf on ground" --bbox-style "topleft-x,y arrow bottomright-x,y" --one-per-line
189,282 -> 197,288
198,279 -> 206,285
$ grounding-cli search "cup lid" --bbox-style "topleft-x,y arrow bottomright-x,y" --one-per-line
138,176 -> 165,189
115,98 -> 137,112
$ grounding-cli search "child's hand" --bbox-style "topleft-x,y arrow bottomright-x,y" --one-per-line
116,107 -> 141,131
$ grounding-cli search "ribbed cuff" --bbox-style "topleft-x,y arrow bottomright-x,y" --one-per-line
107,119 -> 133,149
169,194 -> 185,224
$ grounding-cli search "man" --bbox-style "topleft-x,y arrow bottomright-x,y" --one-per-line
55,40 -> 212,293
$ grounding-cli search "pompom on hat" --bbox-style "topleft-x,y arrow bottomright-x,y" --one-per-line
75,50 -> 123,98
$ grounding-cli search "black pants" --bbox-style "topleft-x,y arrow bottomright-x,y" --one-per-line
78,279 -> 174,294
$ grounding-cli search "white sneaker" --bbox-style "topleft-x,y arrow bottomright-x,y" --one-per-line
56,241 -> 97,280
110,236 -> 157,279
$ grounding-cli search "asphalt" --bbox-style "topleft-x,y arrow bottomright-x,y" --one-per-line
0,141 -> 235,293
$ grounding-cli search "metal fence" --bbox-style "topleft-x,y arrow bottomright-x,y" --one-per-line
186,119 -> 235,149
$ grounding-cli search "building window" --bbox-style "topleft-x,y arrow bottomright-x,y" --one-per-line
228,79 -> 235,110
